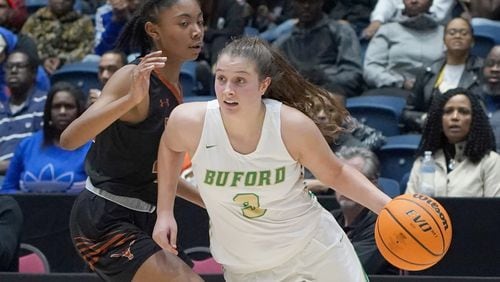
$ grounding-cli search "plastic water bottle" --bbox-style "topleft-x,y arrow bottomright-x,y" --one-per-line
419,151 -> 436,197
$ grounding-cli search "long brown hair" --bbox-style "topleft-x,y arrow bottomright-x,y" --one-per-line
217,37 -> 349,139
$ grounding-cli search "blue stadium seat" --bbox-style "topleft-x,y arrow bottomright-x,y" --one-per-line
50,61 -> 100,96
244,26 -> 260,37
471,19 -> 500,58
471,35 -> 496,58
400,172 -> 411,194
25,0 -> 47,14
377,177 -> 401,198
180,61 -> 198,97
346,95 -> 406,137
376,134 -> 421,183
472,19 -> 500,44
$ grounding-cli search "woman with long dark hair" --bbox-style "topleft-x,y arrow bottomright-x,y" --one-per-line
406,88 -> 500,197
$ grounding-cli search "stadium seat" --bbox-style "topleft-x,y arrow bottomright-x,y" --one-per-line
400,172 -> 411,194
377,177 -> 401,198
346,95 -> 406,137
376,134 -> 421,183
180,61 -> 198,97
244,26 -> 260,37
184,246 -> 223,275
25,0 -> 47,14
472,18 -> 500,44
50,61 -> 100,97
18,243 -> 50,273
471,18 -> 500,58
471,35 -> 496,58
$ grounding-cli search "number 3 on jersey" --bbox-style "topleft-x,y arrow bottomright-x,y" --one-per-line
233,193 -> 266,218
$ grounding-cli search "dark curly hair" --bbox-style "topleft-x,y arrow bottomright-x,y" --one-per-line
417,87 -> 496,163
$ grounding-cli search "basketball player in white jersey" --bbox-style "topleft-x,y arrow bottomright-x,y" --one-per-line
153,37 -> 392,281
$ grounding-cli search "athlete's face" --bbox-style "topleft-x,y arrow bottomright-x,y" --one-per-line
214,54 -> 271,114
146,0 -> 204,63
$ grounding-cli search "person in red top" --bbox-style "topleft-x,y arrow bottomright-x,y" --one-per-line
0,0 -> 28,32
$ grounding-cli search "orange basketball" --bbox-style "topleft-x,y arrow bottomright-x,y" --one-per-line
375,193 -> 452,271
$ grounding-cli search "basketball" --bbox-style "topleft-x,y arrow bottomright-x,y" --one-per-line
375,193 -> 452,271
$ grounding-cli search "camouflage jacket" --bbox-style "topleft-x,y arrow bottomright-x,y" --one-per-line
21,7 -> 94,63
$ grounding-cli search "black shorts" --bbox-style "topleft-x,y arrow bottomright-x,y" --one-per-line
70,189 -> 193,282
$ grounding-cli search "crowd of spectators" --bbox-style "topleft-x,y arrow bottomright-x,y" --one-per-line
1,0 -> 500,274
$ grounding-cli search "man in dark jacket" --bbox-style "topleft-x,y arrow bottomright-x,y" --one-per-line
273,0 -> 364,98
330,147 -> 394,274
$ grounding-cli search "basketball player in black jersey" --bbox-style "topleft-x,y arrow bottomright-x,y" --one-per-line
60,1 -> 205,281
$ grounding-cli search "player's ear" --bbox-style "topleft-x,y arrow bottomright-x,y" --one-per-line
259,77 -> 271,96
145,22 -> 161,41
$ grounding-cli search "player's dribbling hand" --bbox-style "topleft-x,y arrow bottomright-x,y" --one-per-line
129,50 -> 167,105
152,214 -> 179,255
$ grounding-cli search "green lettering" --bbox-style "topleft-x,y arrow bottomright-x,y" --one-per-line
275,167 -> 285,183
215,171 -> 230,186
258,170 -> 271,186
204,170 -> 216,185
245,171 -> 257,186
231,172 -> 244,187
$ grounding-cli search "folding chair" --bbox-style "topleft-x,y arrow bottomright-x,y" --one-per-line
18,243 -> 50,273
184,246 -> 223,275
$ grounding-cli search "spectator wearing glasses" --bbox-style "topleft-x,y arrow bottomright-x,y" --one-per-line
403,17 -> 483,132
0,49 -> 46,175
2,82 -> 90,193
0,27 -> 50,102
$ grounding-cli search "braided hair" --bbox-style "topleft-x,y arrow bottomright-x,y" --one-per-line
417,87 -> 496,163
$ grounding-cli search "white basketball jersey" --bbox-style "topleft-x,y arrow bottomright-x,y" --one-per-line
191,99 -> 324,273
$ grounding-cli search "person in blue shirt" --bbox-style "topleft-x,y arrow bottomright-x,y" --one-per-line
2,81 -> 91,192
0,27 -> 50,101
93,0 -> 141,56
0,49 -> 47,175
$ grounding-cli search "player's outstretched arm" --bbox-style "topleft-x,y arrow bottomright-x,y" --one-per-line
60,51 -> 167,150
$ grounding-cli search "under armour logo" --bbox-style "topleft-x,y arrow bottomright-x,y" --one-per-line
159,98 -> 169,108
110,240 -> 136,261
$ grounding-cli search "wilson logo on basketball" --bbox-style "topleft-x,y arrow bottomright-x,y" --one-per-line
413,194 -> 450,230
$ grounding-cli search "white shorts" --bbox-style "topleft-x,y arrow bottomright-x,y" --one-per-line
223,210 -> 368,282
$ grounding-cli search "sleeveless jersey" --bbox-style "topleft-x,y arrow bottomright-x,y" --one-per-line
191,99 -> 324,273
85,67 -> 181,205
